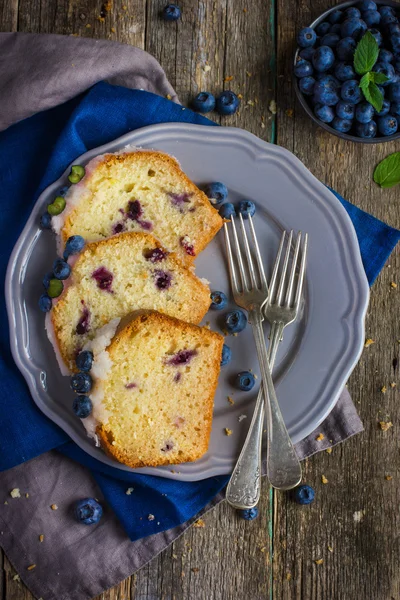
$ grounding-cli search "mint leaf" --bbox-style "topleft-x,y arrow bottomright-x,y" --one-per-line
354,31 -> 379,75
359,72 -> 372,93
361,81 -> 384,112
370,71 -> 389,84
374,153 -> 400,188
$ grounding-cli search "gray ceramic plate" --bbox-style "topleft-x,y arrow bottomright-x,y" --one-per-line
6,123 -> 369,481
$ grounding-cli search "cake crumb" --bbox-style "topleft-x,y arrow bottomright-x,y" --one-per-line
39,534 -> 44,542
269,100 -> 277,114
148,514 -> 155,521
381,385 -> 387,393
390,282 -> 397,289
390,382 -> 396,388
224,428 -> 233,436
192,567 -> 200,573
203,64 -> 211,73
50,504 -> 58,510
316,433 -> 324,441
172,553 -> 178,559
238,93 -> 243,99
166,94 -> 172,100
111,27 -> 116,33
328,546 -> 334,553
126,487 -> 134,495
238,414 -> 247,422
314,559 -> 323,565
385,474 -> 393,481
13,574 -> 20,582
27,564 -> 36,571
4,501 -> 8,505
286,572 -> 292,580
285,108 -> 294,117
353,510 -> 365,523
25,493 -> 29,498
321,475 -> 328,484
10,488 -> 21,498
85,23 -> 91,28
364,338 -> 375,347
326,447 -> 332,454
227,396 -> 235,405
193,518 -> 205,528
379,421 -> 393,431
224,75 -> 234,82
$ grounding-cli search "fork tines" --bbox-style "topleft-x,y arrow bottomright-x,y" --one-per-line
268,230 -> 308,310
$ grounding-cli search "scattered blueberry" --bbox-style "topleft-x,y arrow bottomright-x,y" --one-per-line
237,200 -> 256,219
345,7 -> 361,19
210,291 -> 228,310
297,27 -> 317,48
293,484 -> 315,505
336,100 -> 355,120
334,62 -> 356,81
192,92 -> 215,114
64,235 -> 85,259
336,37 -> 357,61
312,46 -> 335,72
237,371 -> 255,392
162,4 -> 181,21
38,294 -> 52,312
355,120 -> 377,137
363,9 -> 381,28
70,372 -> 93,394
314,103 -> 335,123
356,101 -> 375,123
378,114 -> 398,135
40,212 -> 52,229
375,98 -> 391,116
341,79 -> 362,104
47,279 -> 63,298
75,350 -> 94,372
72,395 -> 93,418
315,21 -> 331,37
294,58 -> 313,78
224,309 -> 247,334
332,116 -> 353,132
299,75 -> 316,95
220,344 -> 232,366
320,33 -> 340,48
379,48 -> 394,62
53,258 -> 71,280
43,271 -> 53,290
219,202 -> 236,219
216,91 -> 240,116
329,10 -> 343,25
58,185 -> 69,197
238,507 -> 258,520
74,498 -> 103,525
204,182 -> 228,205
299,47 -> 315,61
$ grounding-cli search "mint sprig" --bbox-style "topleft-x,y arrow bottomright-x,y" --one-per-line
374,152 -> 400,188
354,32 -> 388,112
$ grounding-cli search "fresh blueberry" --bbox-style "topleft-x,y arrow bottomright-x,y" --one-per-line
379,48 -> 394,63
341,79 -> 362,104
38,294 -> 52,312
63,235 -> 85,260
363,9 -> 381,27
374,62 -> 396,85
42,271 -> 53,289
358,0 -> 377,11
58,185 -> 69,197
390,101 -> 400,116
192,92 -> 216,114
395,60 -> 400,72
47,279 -> 63,298
315,73 -> 340,88
356,101 -> 375,123
380,6 -> 395,16
299,75 -> 316,95
313,81 -> 339,106
315,21 -> 331,37
377,84 -> 385,97
356,120 -> 377,137
72,395 -> 93,418
53,258 -> 71,280
224,309 -> 247,334
74,498 -> 103,525
368,28 -> 382,46
314,103 -> 335,123
332,117 -> 353,133
330,23 -> 342,35
70,372 -> 92,394
220,344 -> 232,366
210,291 -> 228,310
219,202 -> 236,219
237,200 -> 256,219
340,17 -> 367,39
299,47 -> 315,61
162,4 -> 181,21
237,371 -> 255,391
75,350 -> 94,372
381,13 -> 398,27
293,484 -> 315,505
320,33 -> 340,48
391,34 -> 400,55
388,23 -> 400,36
375,98 -> 391,116
40,212 -> 52,229
216,91 -> 240,116
238,507 -> 258,520
329,9 -> 343,25
345,7 -> 361,19
378,114 -> 398,135
294,58 -> 313,78
388,82 -> 400,102
336,100 -> 355,120
312,46 -> 335,72
336,37 -> 357,61
334,62 -> 356,81
297,27 -> 317,48
204,182 -> 228,205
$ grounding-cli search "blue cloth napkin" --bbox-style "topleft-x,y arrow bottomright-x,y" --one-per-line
0,82 -> 399,541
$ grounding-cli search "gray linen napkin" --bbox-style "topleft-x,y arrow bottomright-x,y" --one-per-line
0,32 -> 363,600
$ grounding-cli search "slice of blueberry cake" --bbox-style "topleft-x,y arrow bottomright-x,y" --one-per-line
53,150 -> 223,266
48,232 -> 211,371
85,310 -> 223,468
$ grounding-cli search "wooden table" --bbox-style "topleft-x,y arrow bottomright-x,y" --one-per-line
1,1 -> 400,598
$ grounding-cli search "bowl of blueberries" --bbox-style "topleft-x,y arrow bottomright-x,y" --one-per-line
294,0 -> 400,142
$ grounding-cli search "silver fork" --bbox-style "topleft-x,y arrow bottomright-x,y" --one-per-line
226,229 -> 307,509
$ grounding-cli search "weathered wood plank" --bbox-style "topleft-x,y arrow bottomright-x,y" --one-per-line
0,0 -> 18,32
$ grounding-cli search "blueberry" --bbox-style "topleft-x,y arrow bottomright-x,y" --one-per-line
381,13 -> 398,27
299,75 -> 316,95
330,24 -> 342,35
356,101 -> 375,123
224,309 -> 247,334
345,7 -> 361,19
395,60 -> 400,72
356,120 -> 377,137
53,258 -> 71,280
390,101 -> 400,116
388,23 -> 400,36
58,185 -> 69,197
74,498 -> 103,525
368,28 -> 382,46
334,62 -> 356,81
336,37 -> 357,61
378,114 -> 398,135
210,290 -> 228,310
358,0 -> 377,11
237,371 -> 255,391
312,46 -> 335,72
332,117 -> 353,133
43,271 -> 53,289
40,212 -> 52,229
379,48 -> 394,63
388,82 -> 400,102
363,9 -> 381,27
391,34 -> 400,55
219,203 -> 236,219
380,6 -> 395,17
162,4 -> 181,21
336,100 -> 355,120
75,350 -> 94,372
294,58 -> 313,78
299,47 -> 315,61
374,62 -> 396,85
47,278 -> 63,298
216,91 -> 240,116
315,22 -> 331,37
72,395 -> 93,418
313,81 -> 339,106
315,73 -> 340,88
192,92 -> 216,114
340,17 -> 367,39
293,484 -> 315,505
297,27 -> 317,48
63,235 -> 85,260
239,507 -> 258,520
320,33 -> 340,48
70,372 -> 92,394
237,200 -> 256,219
314,103 -> 335,123
220,344 -> 232,366
38,294 -> 52,312
329,10 -> 343,25
375,98 -> 391,116
341,79 -> 362,104
204,182 -> 228,205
